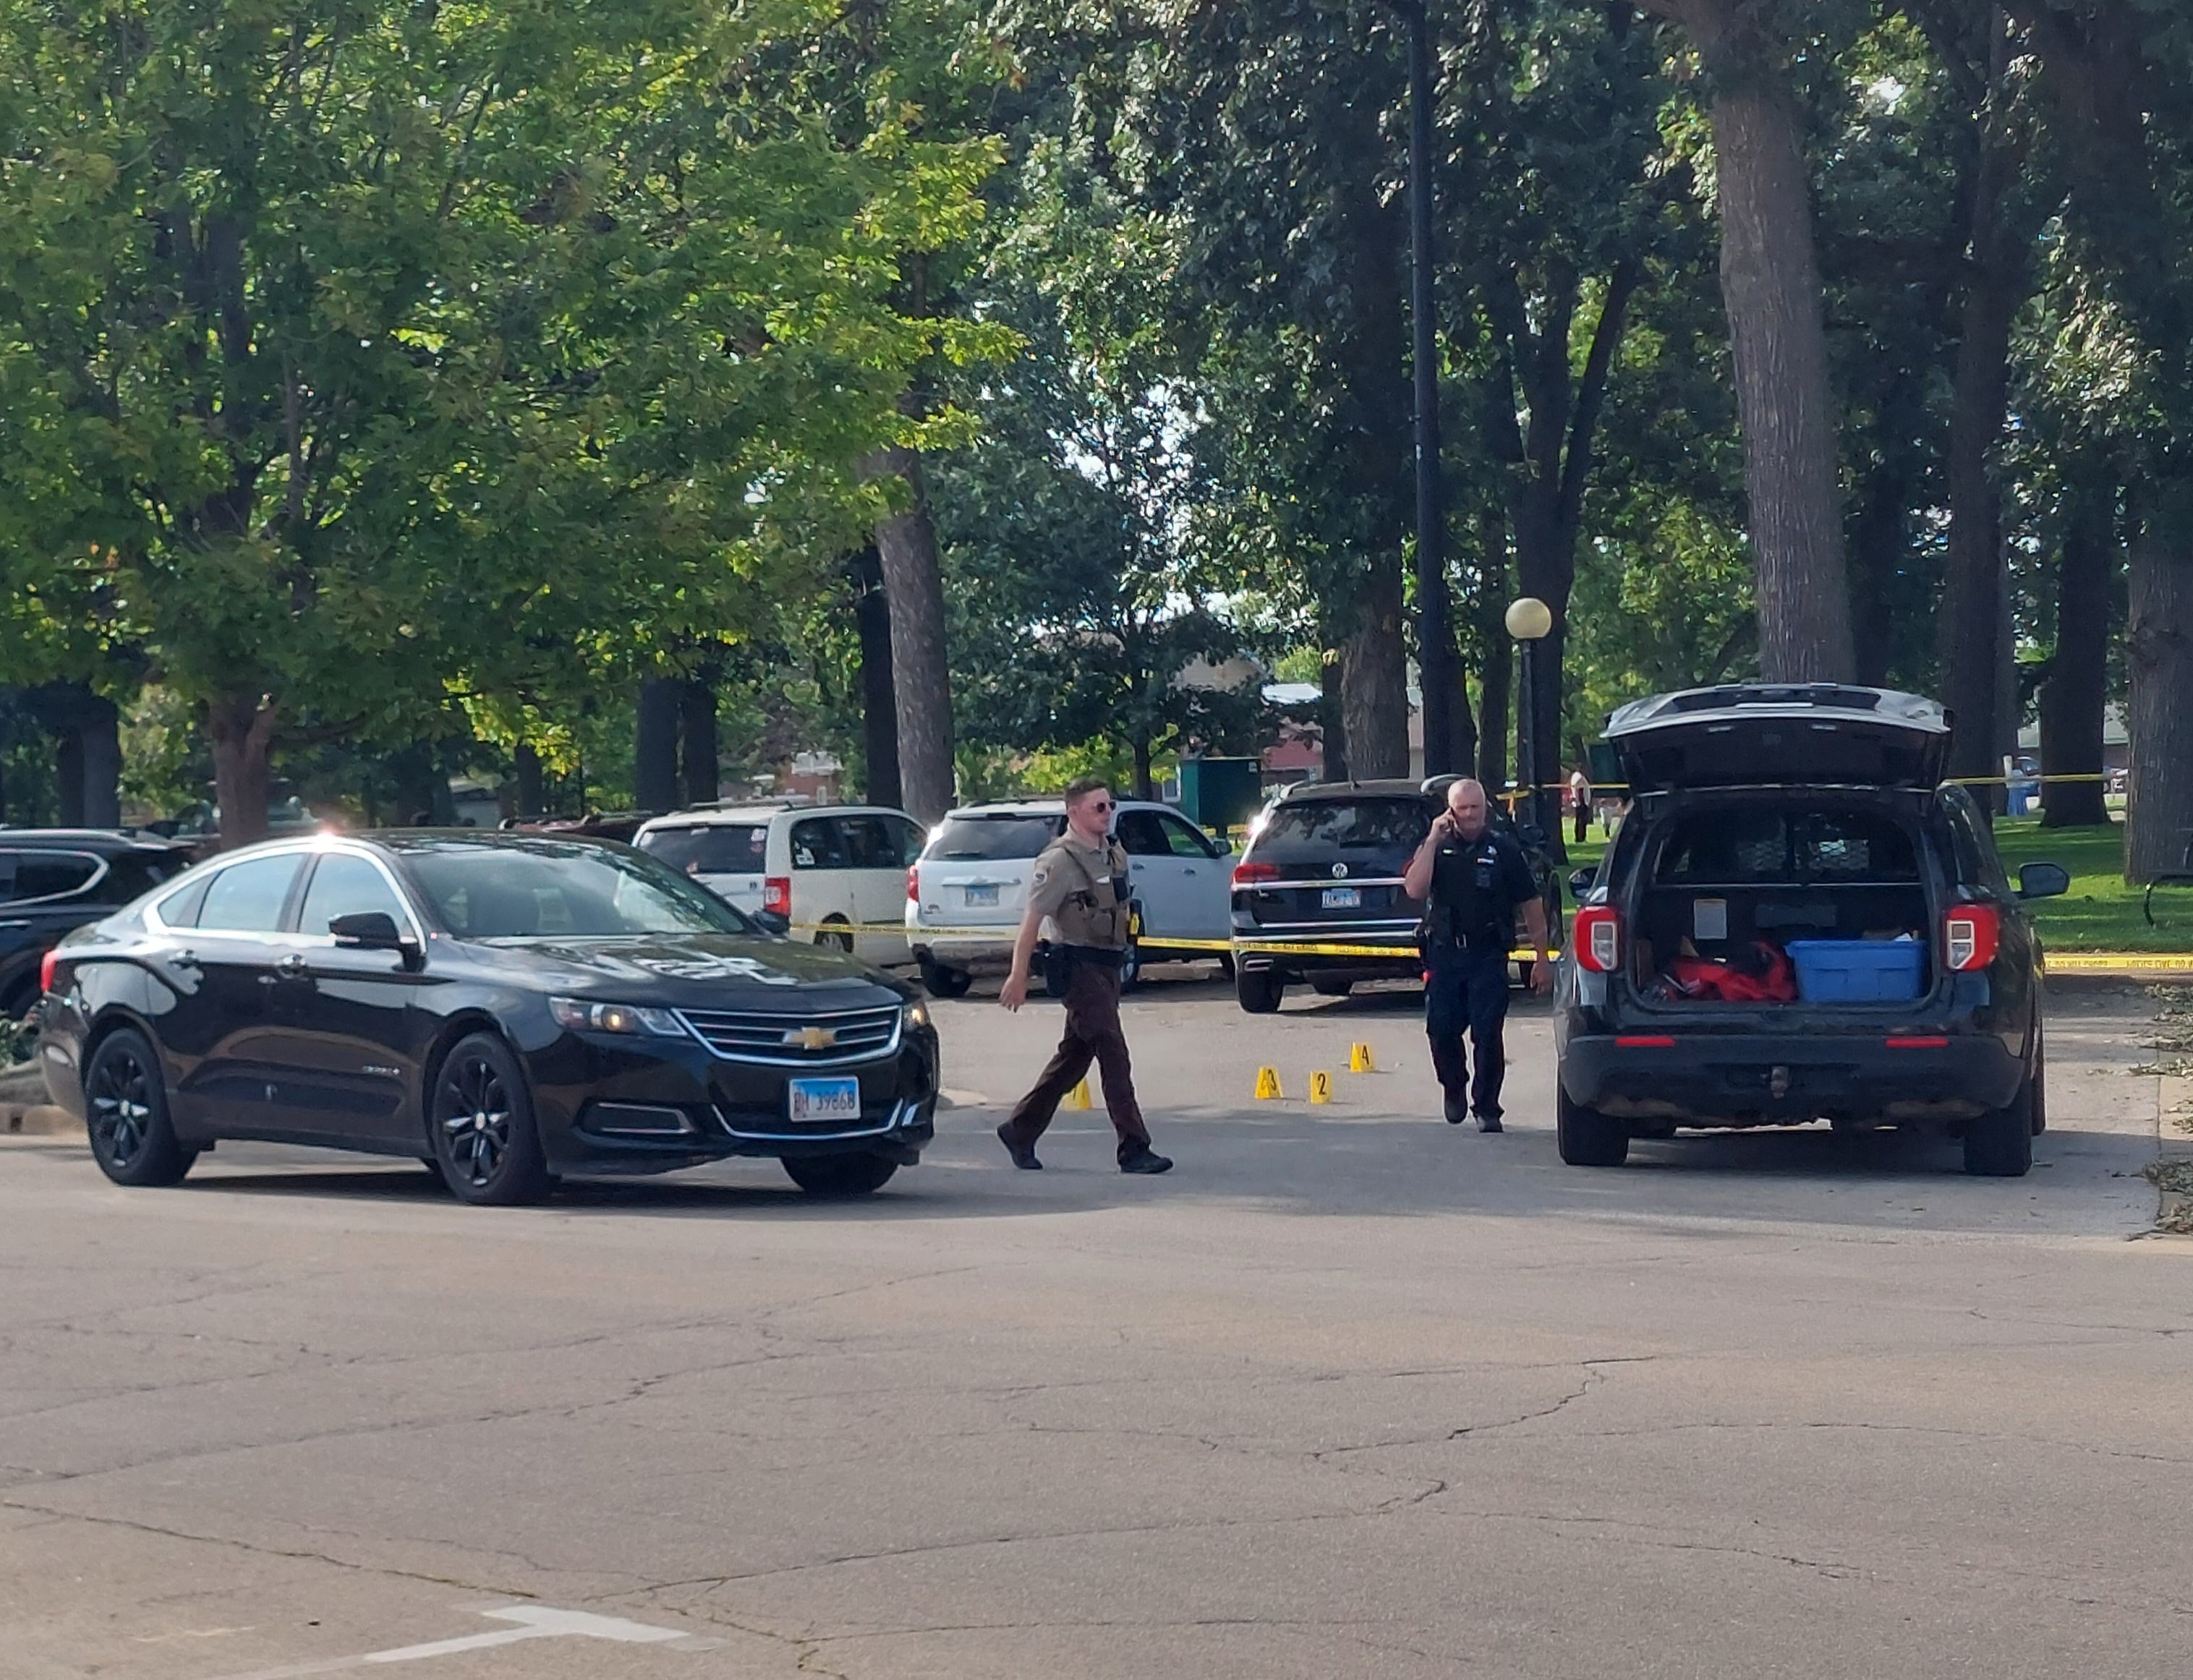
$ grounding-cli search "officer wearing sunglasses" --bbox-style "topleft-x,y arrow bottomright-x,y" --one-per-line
995,777 -> 1174,1174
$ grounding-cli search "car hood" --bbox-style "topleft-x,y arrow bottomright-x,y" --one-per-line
1605,683 -> 1949,794
462,931 -> 906,1008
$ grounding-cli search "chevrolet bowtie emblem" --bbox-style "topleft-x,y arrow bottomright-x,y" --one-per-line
784,1025 -> 838,1052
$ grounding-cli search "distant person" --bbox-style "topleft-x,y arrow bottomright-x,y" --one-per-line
1403,778 -> 1551,1130
1569,765 -> 1591,844
995,778 -> 1173,1175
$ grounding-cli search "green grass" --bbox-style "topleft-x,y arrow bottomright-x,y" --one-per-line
1549,815 -> 2187,953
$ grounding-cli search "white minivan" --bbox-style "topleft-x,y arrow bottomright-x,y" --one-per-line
906,798 -> 1232,997
634,803 -> 927,968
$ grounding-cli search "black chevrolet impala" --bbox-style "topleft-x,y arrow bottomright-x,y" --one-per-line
35,833 -> 940,1202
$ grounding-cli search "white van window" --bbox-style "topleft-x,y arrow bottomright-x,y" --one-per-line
789,817 -> 849,870
637,824 -> 767,876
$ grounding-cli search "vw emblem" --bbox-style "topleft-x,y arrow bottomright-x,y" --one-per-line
1331,863 -> 1349,879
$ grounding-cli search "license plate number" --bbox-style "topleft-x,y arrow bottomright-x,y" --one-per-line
1322,886 -> 1361,910
788,1077 -> 861,1123
965,884 -> 1000,908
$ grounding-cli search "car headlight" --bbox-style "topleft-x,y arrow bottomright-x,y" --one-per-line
549,997 -> 686,1037
901,999 -> 932,1032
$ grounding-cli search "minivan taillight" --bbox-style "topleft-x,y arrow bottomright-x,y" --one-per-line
1943,904 -> 2000,972
1573,905 -> 1622,973
906,865 -> 919,903
38,947 -> 59,995
1232,861 -> 1279,887
762,877 -> 792,917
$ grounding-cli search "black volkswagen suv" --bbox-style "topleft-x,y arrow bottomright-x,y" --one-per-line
1228,780 -> 1561,1012
0,830 -> 195,1020
1554,684 -> 2066,1176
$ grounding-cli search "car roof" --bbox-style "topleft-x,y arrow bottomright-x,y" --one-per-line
944,798 -> 1174,817
1273,780 -> 1431,803
0,827 -> 195,855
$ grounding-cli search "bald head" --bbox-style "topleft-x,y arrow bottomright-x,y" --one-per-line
1446,778 -> 1490,839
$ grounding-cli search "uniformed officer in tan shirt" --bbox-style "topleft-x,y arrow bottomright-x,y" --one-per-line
996,777 -> 1174,1174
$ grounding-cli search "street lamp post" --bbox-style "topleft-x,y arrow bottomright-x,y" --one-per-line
1391,0 -> 1452,774
1504,597 -> 1554,837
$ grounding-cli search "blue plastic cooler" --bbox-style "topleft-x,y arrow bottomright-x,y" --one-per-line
1784,939 -> 1925,1002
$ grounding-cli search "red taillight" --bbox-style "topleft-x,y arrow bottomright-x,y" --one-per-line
1232,861 -> 1280,887
1942,904 -> 1999,973
1617,1035 -> 1676,1048
39,947 -> 59,994
1573,905 -> 1622,973
762,877 -> 792,917
906,865 -> 919,903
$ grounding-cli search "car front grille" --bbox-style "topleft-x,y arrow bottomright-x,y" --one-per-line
676,1005 -> 903,1066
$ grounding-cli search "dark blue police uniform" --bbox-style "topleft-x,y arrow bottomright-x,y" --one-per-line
1422,826 -> 1540,1129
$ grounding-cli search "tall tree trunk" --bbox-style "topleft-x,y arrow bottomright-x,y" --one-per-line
1476,506 -> 1512,792
514,743 -> 545,819
1342,561 -> 1410,779
867,446 -> 956,824
1661,3 -> 1855,680
1132,734 -> 1154,801
634,678 -> 681,813
2124,490 -> 2193,883
54,726 -> 82,827
1319,644 -> 1348,783
79,695 -> 120,829
680,677 -> 719,806
2037,469 -> 2114,828
390,745 -> 441,826
850,546 -> 902,809
207,695 -> 276,848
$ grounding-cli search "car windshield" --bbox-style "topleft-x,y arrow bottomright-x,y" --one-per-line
1252,798 -> 1432,862
927,814 -> 1063,861
402,841 -> 753,939
635,822 -> 769,875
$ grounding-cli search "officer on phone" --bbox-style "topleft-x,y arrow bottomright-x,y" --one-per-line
1402,778 -> 1551,1130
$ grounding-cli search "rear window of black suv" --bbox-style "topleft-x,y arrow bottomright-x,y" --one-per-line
1253,798 -> 1431,866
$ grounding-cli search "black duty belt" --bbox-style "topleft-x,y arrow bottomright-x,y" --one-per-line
1052,944 -> 1125,970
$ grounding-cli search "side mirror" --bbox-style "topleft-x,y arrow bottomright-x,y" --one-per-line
1567,868 -> 1596,900
329,911 -> 416,957
2018,861 -> 2071,900
751,908 -> 791,937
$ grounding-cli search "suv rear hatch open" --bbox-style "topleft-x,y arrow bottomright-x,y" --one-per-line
1606,684 -> 1949,795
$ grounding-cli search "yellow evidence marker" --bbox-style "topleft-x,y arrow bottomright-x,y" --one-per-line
1309,1070 -> 1334,1104
1254,1066 -> 1284,1101
1348,1042 -> 1376,1073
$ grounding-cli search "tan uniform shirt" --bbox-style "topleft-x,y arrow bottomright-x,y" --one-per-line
1027,832 -> 1131,950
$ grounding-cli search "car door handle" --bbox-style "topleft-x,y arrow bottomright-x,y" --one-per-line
173,949 -> 200,970
276,952 -> 309,976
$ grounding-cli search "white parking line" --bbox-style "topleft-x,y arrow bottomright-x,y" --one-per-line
213,1606 -> 718,1679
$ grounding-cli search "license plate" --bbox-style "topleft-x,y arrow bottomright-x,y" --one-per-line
1322,886 -> 1361,911
965,884 -> 999,908
788,1077 -> 861,1124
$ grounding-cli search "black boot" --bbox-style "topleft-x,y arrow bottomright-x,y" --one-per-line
997,1123 -> 1042,1170
1443,1091 -> 1468,1125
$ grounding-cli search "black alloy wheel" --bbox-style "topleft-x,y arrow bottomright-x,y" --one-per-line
1235,967 -> 1285,1014
919,959 -> 973,1000
782,1153 -> 898,1197
85,1028 -> 196,1187
430,1032 -> 552,1205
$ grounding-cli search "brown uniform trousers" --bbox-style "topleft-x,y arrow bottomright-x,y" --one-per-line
1000,956 -> 1152,1162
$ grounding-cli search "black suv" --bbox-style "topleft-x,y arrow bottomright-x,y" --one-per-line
1228,780 -> 1562,1012
0,830 -> 195,1020
1554,684 -> 2067,1176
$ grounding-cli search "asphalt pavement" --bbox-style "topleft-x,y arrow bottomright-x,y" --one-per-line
2,976 -> 2186,1680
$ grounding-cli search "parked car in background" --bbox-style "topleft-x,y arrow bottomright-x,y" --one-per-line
636,803 -> 927,967
0,830 -> 196,1020
1554,683 -> 2066,1175
906,798 -> 1233,997
1227,781 -> 1562,1014
38,832 -> 939,1201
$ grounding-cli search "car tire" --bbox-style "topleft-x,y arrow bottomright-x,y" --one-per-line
1236,968 -> 1285,1014
84,1028 -> 196,1187
2030,1040 -> 2047,1135
1117,937 -> 1142,993
1217,952 -> 1236,979
1963,1078 -> 2035,1177
783,1153 -> 898,1197
919,960 -> 973,1000
429,1032 -> 553,1206
1309,976 -> 1354,998
814,919 -> 856,955
1557,1086 -> 1628,1167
